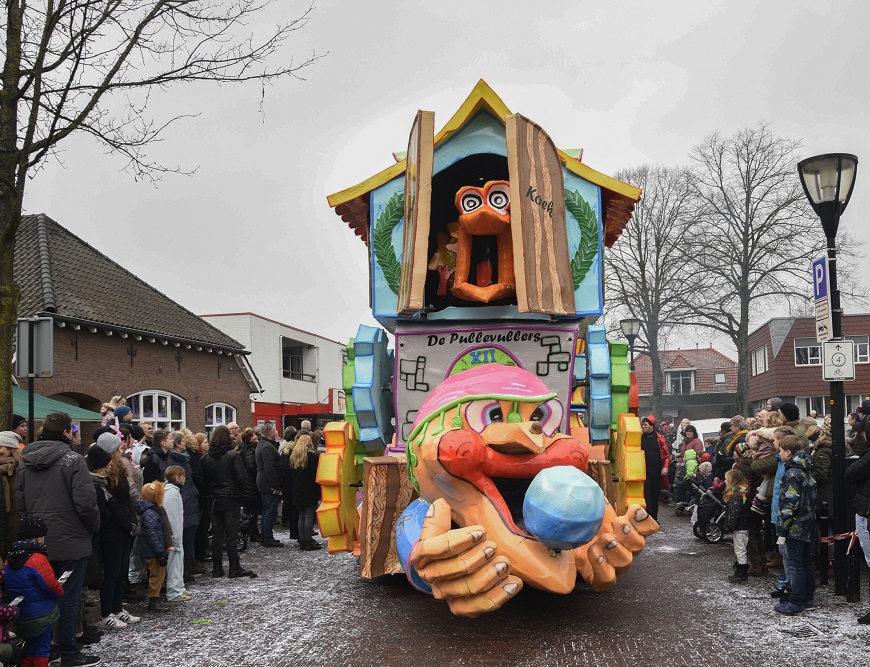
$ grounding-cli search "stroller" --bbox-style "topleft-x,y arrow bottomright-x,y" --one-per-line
691,484 -> 727,543
674,477 -> 704,516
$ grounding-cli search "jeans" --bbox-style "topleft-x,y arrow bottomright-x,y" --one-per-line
183,524 -> 198,563
297,505 -> 317,541
779,539 -> 790,584
784,538 -> 815,607
856,514 -> 870,567
128,533 -> 145,583
99,540 -> 131,617
210,498 -> 241,571
261,492 -> 279,541
50,556 -> 87,660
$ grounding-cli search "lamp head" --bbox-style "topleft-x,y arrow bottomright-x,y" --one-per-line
798,153 -> 858,237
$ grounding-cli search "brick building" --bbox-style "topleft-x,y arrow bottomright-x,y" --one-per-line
634,347 -> 738,422
13,214 -> 261,441
747,315 -> 870,417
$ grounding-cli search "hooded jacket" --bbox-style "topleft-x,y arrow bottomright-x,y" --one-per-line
725,483 -> 750,532
3,541 -> 64,618
167,449 -> 200,528
136,500 -> 168,561
255,438 -> 282,494
201,445 -> 245,499
15,436 -> 99,561
683,449 -> 699,479
237,440 -> 260,509
811,439 -> 833,512
777,450 -> 817,542
141,446 -> 170,484
844,444 -> 870,518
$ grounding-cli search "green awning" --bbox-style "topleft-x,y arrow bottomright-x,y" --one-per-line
12,385 -> 104,421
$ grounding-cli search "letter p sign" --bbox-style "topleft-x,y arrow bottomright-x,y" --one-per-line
812,257 -> 828,301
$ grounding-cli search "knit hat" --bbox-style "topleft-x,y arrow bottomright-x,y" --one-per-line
95,432 -> 122,454
767,397 -> 783,411
18,515 -> 48,540
701,452 -> 712,462
779,402 -> 800,422
641,415 -> 657,427
113,405 -> 132,421
699,462 -> 713,476
42,412 -> 72,436
0,431 -> 22,450
12,414 -> 25,429
86,445 -> 112,471
735,440 -> 750,457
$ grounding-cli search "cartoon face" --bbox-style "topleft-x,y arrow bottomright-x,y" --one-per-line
454,180 -> 511,236
407,365 -> 596,594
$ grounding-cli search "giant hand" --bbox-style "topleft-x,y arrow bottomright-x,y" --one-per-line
409,498 -> 523,618
574,504 -> 658,592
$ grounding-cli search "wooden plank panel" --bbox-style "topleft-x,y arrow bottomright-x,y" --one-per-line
397,110 -> 435,316
506,114 -> 576,315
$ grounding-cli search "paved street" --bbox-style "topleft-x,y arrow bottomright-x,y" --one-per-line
94,512 -> 870,666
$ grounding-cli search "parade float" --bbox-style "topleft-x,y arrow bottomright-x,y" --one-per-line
317,80 -> 657,617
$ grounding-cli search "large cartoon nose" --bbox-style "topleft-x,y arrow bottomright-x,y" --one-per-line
483,423 -> 546,455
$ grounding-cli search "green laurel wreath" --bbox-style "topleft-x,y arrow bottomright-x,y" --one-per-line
565,188 -> 599,290
372,192 -> 404,294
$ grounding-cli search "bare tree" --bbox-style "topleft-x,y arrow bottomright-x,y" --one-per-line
605,165 -> 699,421
0,1 -> 321,426
684,123 -> 855,414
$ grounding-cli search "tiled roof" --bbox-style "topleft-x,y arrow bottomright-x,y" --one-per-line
14,214 -> 246,351
635,347 -> 738,394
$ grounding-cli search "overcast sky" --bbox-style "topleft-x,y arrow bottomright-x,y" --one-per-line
23,0 -> 870,347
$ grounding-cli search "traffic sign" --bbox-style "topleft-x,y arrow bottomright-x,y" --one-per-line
813,257 -> 833,343
822,339 -> 855,382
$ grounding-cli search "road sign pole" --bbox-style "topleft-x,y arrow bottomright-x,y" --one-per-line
27,318 -> 35,442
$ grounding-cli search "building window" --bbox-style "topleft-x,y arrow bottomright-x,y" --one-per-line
281,336 -> 316,381
668,370 -> 693,395
128,390 -> 185,431
794,338 -> 821,366
205,403 -> 236,437
796,396 -> 827,419
751,345 -> 768,376
714,372 -> 726,384
846,335 -> 870,363
847,394 -> 864,415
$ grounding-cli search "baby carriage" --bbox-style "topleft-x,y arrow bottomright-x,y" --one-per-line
674,477 -> 704,516
691,484 -> 727,543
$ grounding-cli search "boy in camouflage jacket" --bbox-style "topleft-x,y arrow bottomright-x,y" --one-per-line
774,435 -> 816,615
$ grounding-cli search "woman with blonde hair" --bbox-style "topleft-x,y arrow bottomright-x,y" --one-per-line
289,434 -> 321,551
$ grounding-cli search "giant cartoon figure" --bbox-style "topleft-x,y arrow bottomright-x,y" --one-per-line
324,81 -> 650,619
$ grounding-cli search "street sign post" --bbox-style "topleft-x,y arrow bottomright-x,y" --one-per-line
813,257 -> 833,343
822,339 -> 856,382
15,317 -> 54,439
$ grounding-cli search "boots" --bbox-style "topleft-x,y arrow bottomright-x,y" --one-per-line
747,563 -> 768,576
306,539 -> 322,550
186,560 -> 207,576
858,609 -> 870,624
728,563 -> 749,583
148,597 -> 170,612
228,567 -> 257,578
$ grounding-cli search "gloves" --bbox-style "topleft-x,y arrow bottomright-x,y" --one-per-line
776,536 -> 786,546
157,556 -> 168,567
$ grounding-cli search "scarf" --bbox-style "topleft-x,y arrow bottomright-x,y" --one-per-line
6,541 -> 48,570
0,453 -> 20,513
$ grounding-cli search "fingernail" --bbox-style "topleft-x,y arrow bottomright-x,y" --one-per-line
425,504 -> 435,518
494,562 -> 508,575
484,546 -> 496,560
622,524 -> 631,535
503,582 -> 519,595
597,555 -> 605,564
470,530 -> 484,542
607,539 -> 618,550
635,508 -> 649,521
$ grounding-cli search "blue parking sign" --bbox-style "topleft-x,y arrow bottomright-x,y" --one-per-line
813,257 -> 828,301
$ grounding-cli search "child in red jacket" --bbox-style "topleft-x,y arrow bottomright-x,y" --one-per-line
3,516 -> 64,667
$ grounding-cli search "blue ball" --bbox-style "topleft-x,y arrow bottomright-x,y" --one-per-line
522,466 -> 606,550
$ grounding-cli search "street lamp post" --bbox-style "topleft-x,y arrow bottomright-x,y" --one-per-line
619,318 -> 642,372
797,152 -> 859,600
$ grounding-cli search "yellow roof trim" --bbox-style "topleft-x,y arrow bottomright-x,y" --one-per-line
327,79 -> 640,206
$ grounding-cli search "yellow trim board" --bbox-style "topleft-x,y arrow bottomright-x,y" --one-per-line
326,79 -> 640,207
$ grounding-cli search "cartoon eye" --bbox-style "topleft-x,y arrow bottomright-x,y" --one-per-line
486,184 -> 510,213
459,191 -> 483,214
465,399 -> 503,433
529,398 -> 564,436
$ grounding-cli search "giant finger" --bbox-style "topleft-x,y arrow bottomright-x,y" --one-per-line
596,532 -> 633,575
584,541 -> 617,592
611,516 -> 646,554
625,504 -> 658,537
430,557 -> 512,600
411,524 -> 487,568
418,498 -> 453,541
416,540 -> 498,582
446,575 -> 523,618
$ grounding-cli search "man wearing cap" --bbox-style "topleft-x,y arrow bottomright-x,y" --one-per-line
15,412 -> 100,667
778,403 -> 810,448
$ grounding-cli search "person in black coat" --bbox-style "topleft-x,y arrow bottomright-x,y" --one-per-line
255,423 -> 283,548
201,426 -> 254,579
844,428 -> 870,624
289,434 -> 321,551
237,429 -> 261,542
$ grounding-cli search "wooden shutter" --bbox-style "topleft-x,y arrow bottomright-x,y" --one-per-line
397,110 -> 435,316
506,114 -> 576,315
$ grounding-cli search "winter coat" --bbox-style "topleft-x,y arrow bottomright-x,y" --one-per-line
94,473 -> 133,544
770,456 -> 786,522
187,448 -> 208,512
811,440 -> 833,513
683,450 -> 699,479
680,437 -> 703,461
3,541 -> 64,619
141,447 -> 170,484
777,450 -> 817,542
783,419 -> 810,448
255,438 -> 282,494
162,483 -> 184,550
290,450 -> 321,507
238,441 -> 260,510
0,452 -> 20,559
844,445 -> 870,518
137,500 -> 168,562
201,445 -> 246,500
640,431 -> 668,483
725,483 -> 750,532
0,570 -> 18,644
15,436 -> 99,561
167,449 -> 200,528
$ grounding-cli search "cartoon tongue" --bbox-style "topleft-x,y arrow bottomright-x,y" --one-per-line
522,466 -> 606,551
